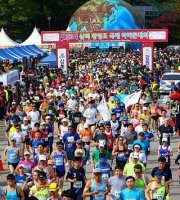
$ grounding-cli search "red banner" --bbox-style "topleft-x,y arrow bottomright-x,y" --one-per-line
41,29 -> 168,43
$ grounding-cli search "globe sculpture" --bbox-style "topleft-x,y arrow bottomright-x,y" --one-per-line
67,0 -> 144,31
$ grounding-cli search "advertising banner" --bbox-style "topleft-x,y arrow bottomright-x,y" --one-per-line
56,43 -> 69,73
142,42 -> 154,70
42,29 -> 168,43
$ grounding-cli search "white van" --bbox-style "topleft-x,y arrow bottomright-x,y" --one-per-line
159,72 -> 180,94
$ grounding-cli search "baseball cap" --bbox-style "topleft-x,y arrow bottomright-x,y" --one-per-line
12,101 -> 16,105
138,132 -> 145,137
162,138 -> 168,142
23,117 -> 28,121
71,94 -> 75,97
99,142 -> 105,147
143,107 -> 148,111
154,171 -> 163,178
24,151 -> 30,156
18,164 -> 26,168
39,155 -> 47,161
45,116 -> 51,120
62,118 -> 68,122
38,172 -> 47,180
76,139 -> 83,145
49,182 -> 59,192
123,116 -> 128,121
99,157 -> 107,163
134,144 -> 141,149
80,98 -> 84,102
10,136 -> 16,141
93,168 -> 102,173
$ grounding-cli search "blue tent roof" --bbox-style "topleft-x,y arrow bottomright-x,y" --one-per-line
39,52 -> 56,67
0,45 -> 46,63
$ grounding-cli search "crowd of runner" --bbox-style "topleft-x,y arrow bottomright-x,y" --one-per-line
0,47 -> 179,200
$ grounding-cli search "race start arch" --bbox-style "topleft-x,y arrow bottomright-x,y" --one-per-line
41,29 -> 168,71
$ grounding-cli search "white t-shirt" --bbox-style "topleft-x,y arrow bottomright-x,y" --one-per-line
67,99 -> 77,111
135,125 -> 143,134
28,111 -> 40,128
11,132 -> 24,148
83,107 -> 97,125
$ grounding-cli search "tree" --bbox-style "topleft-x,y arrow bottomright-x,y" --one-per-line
148,10 -> 180,41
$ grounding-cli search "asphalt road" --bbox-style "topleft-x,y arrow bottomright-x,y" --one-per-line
0,95 -> 179,200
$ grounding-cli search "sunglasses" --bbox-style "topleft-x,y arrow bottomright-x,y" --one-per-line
100,129 -> 104,130
135,171 -> 141,174
106,126 -> 111,128
57,146 -> 63,148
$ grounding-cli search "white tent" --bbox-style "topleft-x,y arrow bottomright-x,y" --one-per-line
20,27 -> 55,49
0,28 -> 18,48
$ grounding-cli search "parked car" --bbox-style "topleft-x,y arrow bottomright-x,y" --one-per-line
159,72 -> 180,94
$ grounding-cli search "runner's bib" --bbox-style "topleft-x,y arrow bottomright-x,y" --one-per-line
73,181 -> 82,188
114,190 -> 120,199
162,133 -> 169,138
95,191 -> 105,200
55,158 -> 63,166
67,136 -> 74,143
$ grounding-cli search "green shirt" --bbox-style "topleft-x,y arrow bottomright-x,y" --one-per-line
123,162 -> 145,176
92,149 -> 111,164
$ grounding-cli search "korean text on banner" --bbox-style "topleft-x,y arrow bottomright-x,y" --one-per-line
97,95 -> 111,121
124,90 -> 142,109
57,48 -> 67,72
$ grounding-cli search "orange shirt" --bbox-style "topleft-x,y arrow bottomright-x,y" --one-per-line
80,128 -> 91,142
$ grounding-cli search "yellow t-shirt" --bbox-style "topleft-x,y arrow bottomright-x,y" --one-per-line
123,162 -> 145,176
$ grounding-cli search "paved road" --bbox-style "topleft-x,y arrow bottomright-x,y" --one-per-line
0,95 -> 179,200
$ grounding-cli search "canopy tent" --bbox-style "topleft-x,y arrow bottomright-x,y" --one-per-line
39,52 -> 56,67
0,45 -> 47,63
20,27 -> 55,48
0,28 -> 18,48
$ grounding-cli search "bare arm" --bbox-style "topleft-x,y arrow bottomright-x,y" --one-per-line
82,180 -> 98,197
144,183 -> 152,200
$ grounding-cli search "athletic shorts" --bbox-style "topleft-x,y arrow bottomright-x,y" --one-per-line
56,169 -> 66,178
151,115 -> 159,121
8,162 -> 19,169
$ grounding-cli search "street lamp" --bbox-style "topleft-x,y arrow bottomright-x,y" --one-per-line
48,16 -> 51,30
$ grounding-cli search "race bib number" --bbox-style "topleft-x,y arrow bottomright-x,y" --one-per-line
114,190 -> 120,198
45,137 -> 48,141
102,174 -> 109,179
73,181 -> 82,188
67,136 -> 74,143
74,117 -> 80,123
59,114 -> 65,118
82,136 -> 90,142
55,158 -> 63,166
34,96 -> 39,101
10,153 -> 17,159
48,110 -> 52,114
155,194 -> 164,200
162,133 -> 169,138
95,191 -> 105,200
99,139 -> 106,145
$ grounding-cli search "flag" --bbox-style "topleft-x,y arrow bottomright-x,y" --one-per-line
97,95 -> 111,121
124,90 -> 142,109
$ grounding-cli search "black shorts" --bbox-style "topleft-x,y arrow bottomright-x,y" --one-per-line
89,123 -> 96,127
25,138 -> 31,145
151,115 -> 159,121
56,169 -> 66,178
8,162 -> 19,169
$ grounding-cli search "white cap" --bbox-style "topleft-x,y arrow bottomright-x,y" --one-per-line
45,116 -> 51,119
23,117 -> 28,121
62,118 -> 68,122
162,138 -> 168,142
39,155 -> 47,161
143,107 -> 148,111
88,93 -> 93,98
24,150 -> 30,156
18,164 -> 26,168
80,98 -> 84,102
84,123 -> 89,128
99,142 -> 105,147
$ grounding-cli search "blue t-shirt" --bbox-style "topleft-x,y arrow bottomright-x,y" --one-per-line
144,132 -> 154,141
15,174 -> 28,187
63,132 -> 80,152
120,188 -> 145,200
133,139 -> 150,157
6,115 -> 20,126
112,107 -> 124,120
